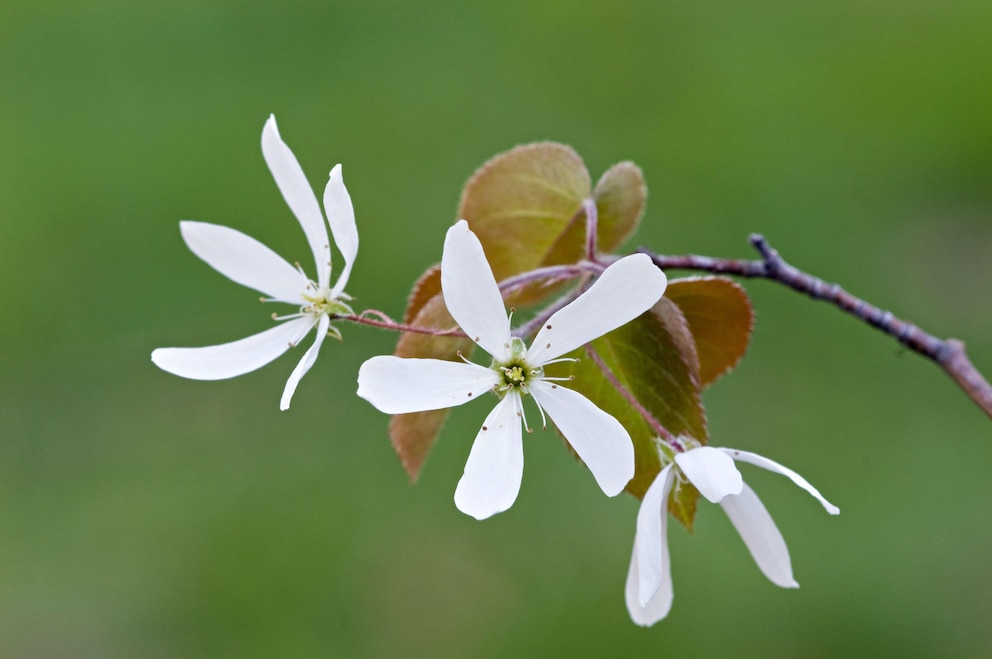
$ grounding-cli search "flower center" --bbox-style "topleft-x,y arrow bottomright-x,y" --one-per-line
492,337 -> 543,396
301,285 -> 353,318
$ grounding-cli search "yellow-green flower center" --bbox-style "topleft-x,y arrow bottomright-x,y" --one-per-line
302,287 -> 353,318
492,337 -> 543,396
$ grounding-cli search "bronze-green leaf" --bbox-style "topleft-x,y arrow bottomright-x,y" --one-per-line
547,297 -> 707,530
402,265 -> 442,324
458,143 -> 590,287
665,277 -> 754,389
542,161 -> 646,267
457,144 -> 645,306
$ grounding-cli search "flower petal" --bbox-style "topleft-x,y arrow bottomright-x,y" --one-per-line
357,355 -> 501,414
632,464 -> 676,609
324,164 -> 359,298
453,393 -> 525,520
720,482 -> 799,588
178,221 -> 306,303
625,536 -> 675,627
526,253 -> 667,364
261,115 -> 331,287
279,314 -> 330,411
441,220 -> 512,361
675,446 -> 744,503
529,380 -> 634,496
151,316 -> 314,380
720,448 -> 840,515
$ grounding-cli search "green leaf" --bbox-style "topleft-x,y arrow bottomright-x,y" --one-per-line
665,277 -> 754,388
547,298 -> 707,529
389,279 -> 476,481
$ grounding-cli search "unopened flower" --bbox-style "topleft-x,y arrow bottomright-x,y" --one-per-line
357,220 -> 667,519
152,115 -> 358,410
626,441 -> 839,626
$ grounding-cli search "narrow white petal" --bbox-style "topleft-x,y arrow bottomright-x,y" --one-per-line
454,393 -> 525,520
441,220 -> 512,361
357,356 -> 501,414
279,314 -> 330,411
633,465 -> 676,608
625,531 -> 675,626
675,446 -> 744,503
529,380 -> 634,496
151,317 -> 314,380
720,482 -> 799,588
720,448 -> 840,515
526,253 -> 667,364
179,221 -> 305,303
324,164 -> 359,297
261,115 -> 331,287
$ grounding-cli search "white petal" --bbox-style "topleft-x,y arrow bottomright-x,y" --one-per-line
453,393 -> 525,520
720,448 -> 840,515
625,538 -> 674,627
441,220 -> 512,361
179,221 -> 306,304
633,465 -> 676,608
357,356 -> 501,414
529,380 -> 634,496
279,314 -> 330,411
526,253 -> 667,364
675,446 -> 744,503
324,164 -> 359,298
261,115 -> 331,288
720,482 -> 799,588
151,316 -> 314,380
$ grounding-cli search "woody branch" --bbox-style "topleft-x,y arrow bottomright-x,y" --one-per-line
639,234 -> 992,421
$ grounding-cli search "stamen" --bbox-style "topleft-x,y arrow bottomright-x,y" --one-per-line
540,356 -> 579,367
517,397 -> 534,433
532,394 -> 548,429
271,311 -> 305,322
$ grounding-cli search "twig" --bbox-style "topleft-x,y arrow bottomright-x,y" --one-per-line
639,234 -> 992,421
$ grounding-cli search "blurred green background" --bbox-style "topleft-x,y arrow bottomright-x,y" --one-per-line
3,1 -> 992,656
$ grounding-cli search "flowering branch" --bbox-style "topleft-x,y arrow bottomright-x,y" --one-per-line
640,234 -> 992,421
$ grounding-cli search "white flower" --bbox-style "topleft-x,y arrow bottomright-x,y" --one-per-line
357,220 -> 668,520
151,115 -> 358,410
626,442 -> 840,626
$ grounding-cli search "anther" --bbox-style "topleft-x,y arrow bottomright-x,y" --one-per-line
482,425 -> 488,431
